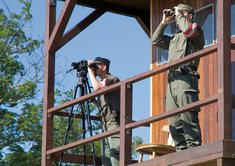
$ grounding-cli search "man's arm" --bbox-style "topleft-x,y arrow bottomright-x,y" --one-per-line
174,8 -> 203,40
88,68 -> 100,91
151,9 -> 173,49
87,61 -> 105,108
87,61 -> 106,91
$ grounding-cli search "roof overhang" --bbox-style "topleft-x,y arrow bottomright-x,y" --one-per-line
59,0 -> 150,18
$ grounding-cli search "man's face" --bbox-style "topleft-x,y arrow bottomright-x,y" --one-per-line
181,10 -> 193,21
94,63 -> 105,77
175,10 -> 193,29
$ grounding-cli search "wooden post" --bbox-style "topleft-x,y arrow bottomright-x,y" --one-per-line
217,0 -> 232,140
120,83 -> 133,165
217,158 -> 235,166
42,0 -> 56,165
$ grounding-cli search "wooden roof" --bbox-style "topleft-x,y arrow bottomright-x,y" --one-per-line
59,0 -> 150,18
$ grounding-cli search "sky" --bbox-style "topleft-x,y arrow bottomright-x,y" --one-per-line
4,0 -> 152,158
5,0 -> 235,161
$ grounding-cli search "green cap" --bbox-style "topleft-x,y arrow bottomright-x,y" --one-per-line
178,4 -> 194,14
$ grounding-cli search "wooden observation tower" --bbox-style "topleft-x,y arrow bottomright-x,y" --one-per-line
42,0 -> 235,165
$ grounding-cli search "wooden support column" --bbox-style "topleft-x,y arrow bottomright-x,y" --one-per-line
42,0 -> 56,165
57,9 -> 106,50
217,158 -> 235,166
217,0 -> 232,140
48,0 -> 77,53
135,16 -> 150,37
120,83 -> 133,165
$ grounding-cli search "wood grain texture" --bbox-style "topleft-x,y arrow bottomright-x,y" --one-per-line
151,0 -> 222,145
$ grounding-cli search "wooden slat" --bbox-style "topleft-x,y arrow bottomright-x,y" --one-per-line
135,16 -> 150,37
232,95 -> 235,108
57,9 -> 106,50
126,95 -> 218,130
217,0 -> 232,140
48,82 -> 121,115
150,0 -> 231,147
42,0 -> 56,165
231,43 -> 235,50
126,45 -> 217,84
130,140 -> 224,166
53,112 -> 102,121
48,0 -> 77,53
120,83 -> 133,165
52,153 -> 101,164
47,127 -> 120,155
47,45 -> 217,116
217,158 -> 235,166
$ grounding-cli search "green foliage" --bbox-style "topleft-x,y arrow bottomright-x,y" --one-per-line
53,89 -> 102,157
0,109 -> 21,150
132,136 -> 143,159
0,0 -> 144,164
0,0 -> 42,163
17,103 -> 43,146
0,0 -> 41,107
3,145 -> 40,166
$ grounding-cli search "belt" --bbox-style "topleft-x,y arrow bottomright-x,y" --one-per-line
168,68 -> 200,82
103,110 -> 119,122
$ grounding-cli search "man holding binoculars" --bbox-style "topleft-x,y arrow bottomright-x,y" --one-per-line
87,57 -> 120,166
151,4 -> 205,151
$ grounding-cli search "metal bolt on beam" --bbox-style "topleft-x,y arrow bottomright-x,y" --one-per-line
50,0 -> 56,6
126,129 -> 131,135
127,83 -> 132,89
47,154 -> 51,160
48,113 -> 52,118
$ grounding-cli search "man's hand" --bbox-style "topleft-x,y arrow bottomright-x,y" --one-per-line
173,6 -> 181,16
87,60 -> 94,66
161,9 -> 175,25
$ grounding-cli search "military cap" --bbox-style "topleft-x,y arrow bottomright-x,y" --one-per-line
93,57 -> 110,68
177,4 -> 194,14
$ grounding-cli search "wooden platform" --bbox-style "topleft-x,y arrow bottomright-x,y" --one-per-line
130,140 -> 235,166
136,143 -> 176,156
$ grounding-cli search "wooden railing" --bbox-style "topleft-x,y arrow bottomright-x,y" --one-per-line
42,0 -> 235,165
46,44 -> 220,165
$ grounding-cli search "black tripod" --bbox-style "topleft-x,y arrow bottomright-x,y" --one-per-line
59,68 -> 96,166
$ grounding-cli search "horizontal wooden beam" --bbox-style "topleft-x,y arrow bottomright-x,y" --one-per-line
135,16 -> 150,37
125,44 -> 217,84
48,0 -> 77,53
75,0 -> 149,18
57,9 -> 106,51
47,127 -> 120,155
52,153 -> 101,164
131,140 -> 235,166
46,95 -> 218,157
52,112 -> 150,127
48,82 -> 121,115
52,153 -> 138,164
53,112 -> 102,121
48,44 -> 217,116
131,140 -> 224,166
232,95 -> 235,108
232,43 -> 235,50
125,95 -> 218,130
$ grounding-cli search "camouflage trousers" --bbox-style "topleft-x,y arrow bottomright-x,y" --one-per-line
165,74 -> 202,151
101,120 -> 120,166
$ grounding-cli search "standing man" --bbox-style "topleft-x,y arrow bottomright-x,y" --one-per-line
88,57 -> 120,165
151,4 -> 204,151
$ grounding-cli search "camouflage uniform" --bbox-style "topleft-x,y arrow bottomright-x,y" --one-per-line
151,4 -> 204,151
98,74 -> 120,166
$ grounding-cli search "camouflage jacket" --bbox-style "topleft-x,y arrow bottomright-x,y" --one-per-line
151,13 -> 205,70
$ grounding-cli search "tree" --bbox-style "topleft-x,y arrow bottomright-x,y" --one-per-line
0,0 -> 41,107
0,0 -> 143,164
0,0 -> 42,162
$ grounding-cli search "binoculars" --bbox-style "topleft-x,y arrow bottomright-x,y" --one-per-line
164,8 -> 175,16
